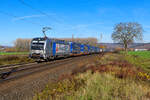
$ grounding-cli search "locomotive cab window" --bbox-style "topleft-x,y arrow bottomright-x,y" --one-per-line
31,39 -> 45,50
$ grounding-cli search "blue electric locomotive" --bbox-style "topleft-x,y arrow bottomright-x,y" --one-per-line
29,37 -> 101,61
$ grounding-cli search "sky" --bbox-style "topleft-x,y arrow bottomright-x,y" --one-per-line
0,0 -> 150,46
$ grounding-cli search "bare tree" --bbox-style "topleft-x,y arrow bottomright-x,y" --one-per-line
112,22 -> 143,52
14,38 -> 31,52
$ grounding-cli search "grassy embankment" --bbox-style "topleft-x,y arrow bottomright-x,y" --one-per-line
127,51 -> 150,59
33,52 -> 150,100
124,51 -> 150,72
0,52 -> 33,65
0,52 -> 29,55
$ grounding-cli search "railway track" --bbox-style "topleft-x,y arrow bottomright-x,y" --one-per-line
0,54 -> 98,82
0,62 -> 37,79
0,57 -> 77,79
0,53 -> 104,100
0,62 -> 35,69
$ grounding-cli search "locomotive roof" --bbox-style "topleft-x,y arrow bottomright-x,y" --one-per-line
32,37 -> 46,41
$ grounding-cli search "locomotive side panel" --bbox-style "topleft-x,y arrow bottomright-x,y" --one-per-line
55,43 -> 70,56
45,39 -> 53,59
52,42 -> 56,57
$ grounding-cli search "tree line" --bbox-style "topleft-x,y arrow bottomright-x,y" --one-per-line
4,38 -> 31,52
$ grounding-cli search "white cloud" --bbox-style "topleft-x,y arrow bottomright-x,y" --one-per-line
12,14 -> 46,21
70,22 -> 103,30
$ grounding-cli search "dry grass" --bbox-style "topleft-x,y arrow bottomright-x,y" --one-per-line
33,71 -> 150,100
33,53 -> 150,100
0,55 -> 34,65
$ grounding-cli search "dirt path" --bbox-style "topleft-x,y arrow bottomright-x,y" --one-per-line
0,54 -> 100,100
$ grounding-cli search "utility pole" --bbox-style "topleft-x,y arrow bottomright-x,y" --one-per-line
72,34 -> 74,42
42,27 -> 51,38
100,33 -> 103,43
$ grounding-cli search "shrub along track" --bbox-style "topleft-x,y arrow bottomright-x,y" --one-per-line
0,54 -> 104,100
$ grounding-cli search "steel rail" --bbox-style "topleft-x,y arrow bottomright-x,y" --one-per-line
0,54 -> 97,80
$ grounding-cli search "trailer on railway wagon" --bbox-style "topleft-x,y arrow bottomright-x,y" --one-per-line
29,37 -> 102,61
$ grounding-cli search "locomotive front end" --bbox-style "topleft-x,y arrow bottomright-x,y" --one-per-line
29,38 -> 46,60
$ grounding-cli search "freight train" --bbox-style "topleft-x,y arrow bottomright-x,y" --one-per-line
29,37 -> 102,61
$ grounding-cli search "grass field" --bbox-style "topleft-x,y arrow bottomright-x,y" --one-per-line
0,55 -> 34,65
127,51 -> 150,59
33,53 -> 150,100
121,51 -> 150,72
0,52 -> 29,55
0,52 -> 31,65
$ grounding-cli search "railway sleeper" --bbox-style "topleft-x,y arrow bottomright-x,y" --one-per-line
0,68 -> 17,79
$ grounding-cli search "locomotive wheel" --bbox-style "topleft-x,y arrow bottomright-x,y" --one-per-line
36,60 -> 41,63
1,73 -> 9,79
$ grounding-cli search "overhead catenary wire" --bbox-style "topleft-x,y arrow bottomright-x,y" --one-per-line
0,10 -> 44,27
18,0 -> 61,23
